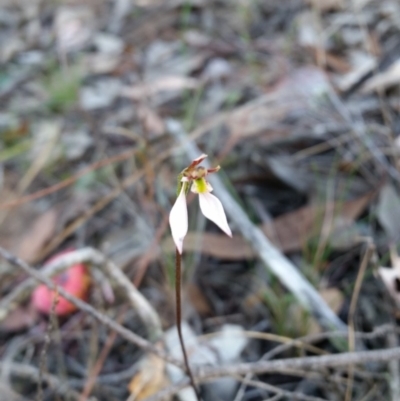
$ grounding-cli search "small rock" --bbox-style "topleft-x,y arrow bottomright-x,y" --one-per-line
144,40 -> 206,80
184,30 -> 211,47
0,36 -> 25,63
202,58 -> 232,81
17,51 -> 44,66
31,120 -> 62,163
0,113 -> 19,131
86,53 -> 120,74
80,79 -> 122,110
55,6 -> 95,53
62,129 -> 93,160
93,32 -> 124,55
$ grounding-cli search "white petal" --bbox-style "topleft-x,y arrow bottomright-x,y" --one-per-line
199,192 -> 232,237
169,186 -> 188,254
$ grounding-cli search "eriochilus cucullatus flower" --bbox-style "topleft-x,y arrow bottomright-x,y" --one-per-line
169,154 -> 232,254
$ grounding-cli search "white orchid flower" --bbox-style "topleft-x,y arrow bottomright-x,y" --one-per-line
169,154 -> 232,254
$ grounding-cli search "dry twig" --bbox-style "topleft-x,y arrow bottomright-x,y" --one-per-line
345,241 -> 374,401
0,247 -> 162,339
0,361 -> 81,401
0,246 -> 180,367
232,375 -> 328,401
0,148 -> 140,209
145,347 -> 400,401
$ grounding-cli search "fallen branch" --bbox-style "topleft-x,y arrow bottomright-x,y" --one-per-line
166,119 -> 346,332
145,346 -> 400,401
201,346 -> 400,379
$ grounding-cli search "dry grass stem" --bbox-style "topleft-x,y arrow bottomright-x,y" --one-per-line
345,241 -> 374,401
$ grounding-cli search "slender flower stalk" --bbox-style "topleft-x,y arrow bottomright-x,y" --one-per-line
175,249 -> 201,401
169,154 -> 232,401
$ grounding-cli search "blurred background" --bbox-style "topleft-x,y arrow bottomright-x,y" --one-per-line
2,0 -> 400,400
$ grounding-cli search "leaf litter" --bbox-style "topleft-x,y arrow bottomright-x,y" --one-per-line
1,0 -> 400,400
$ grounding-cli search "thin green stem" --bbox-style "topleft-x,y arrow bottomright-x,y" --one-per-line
175,248 -> 201,401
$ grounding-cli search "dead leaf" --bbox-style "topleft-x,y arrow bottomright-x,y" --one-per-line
17,208 -> 58,263
128,353 -> 170,400
307,48 -> 351,73
137,105 -> 165,137
226,67 -> 330,143
120,76 -> 199,100
162,233 -> 255,259
162,191 -> 374,258
264,191 -> 373,252
319,288 -> 344,314
308,287 -> 344,334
